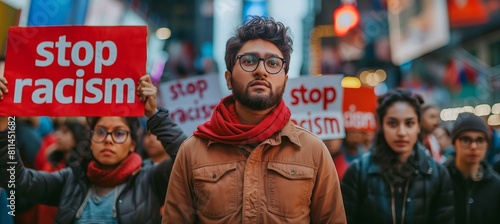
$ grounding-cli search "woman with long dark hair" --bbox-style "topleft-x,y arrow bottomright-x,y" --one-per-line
341,89 -> 454,224
0,75 -> 187,223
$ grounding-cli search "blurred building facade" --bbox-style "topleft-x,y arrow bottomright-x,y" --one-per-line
1,0 -> 499,125
312,0 -> 500,126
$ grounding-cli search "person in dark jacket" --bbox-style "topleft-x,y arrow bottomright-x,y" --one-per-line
0,75 -> 187,223
36,119 -> 88,224
445,112 -> 500,224
341,89 -> 454,224
434,125 -> 455,163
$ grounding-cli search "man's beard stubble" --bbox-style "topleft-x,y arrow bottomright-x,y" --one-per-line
231,78 -> 286,111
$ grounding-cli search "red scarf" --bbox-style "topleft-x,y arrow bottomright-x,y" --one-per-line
194,95 -> 291,145
87,152 -> 142,187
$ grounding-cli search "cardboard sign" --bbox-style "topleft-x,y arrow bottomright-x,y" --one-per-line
283,75 -> 345,140
0,26 -> 146,116
159,74 -> 222,134
343,87 -> 377,132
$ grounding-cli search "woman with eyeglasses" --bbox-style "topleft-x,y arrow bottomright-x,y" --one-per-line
444,112 -> 500,224
0,75 -> 187,223
341,89 -> 454,224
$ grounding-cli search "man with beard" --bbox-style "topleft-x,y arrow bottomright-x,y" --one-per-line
420,104 -> 442,161
162,16 -> 346,224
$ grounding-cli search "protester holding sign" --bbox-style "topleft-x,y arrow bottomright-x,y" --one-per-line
163,16 -> 346,223
0,75 -> 187,223
341,89 -> 454,223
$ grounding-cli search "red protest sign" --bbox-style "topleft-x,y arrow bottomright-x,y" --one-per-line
0,26 -> 146,116
343,87 -> 377,131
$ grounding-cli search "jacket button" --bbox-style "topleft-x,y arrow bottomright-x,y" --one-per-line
119,200 -> 122,203
212,174 -> 217,179
427,168 -> 433,174
291,171 -> 296,176
407,198 -> 411,203
469,198 -> 474,204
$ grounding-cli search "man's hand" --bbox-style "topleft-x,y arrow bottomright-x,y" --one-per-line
137,75 -> 158,118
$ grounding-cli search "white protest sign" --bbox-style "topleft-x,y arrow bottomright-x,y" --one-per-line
159,74 -> 222,134
283,75 -> 345,140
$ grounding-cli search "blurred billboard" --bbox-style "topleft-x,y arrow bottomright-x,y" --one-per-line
387,0 -> 450,65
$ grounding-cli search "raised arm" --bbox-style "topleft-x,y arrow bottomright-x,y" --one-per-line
147,108 -> 187,159
137,74 -> 187,158
0,76 -> 68,206
147,107 -> 188,200
137,74 -> 188,200
0,123 -> 69,206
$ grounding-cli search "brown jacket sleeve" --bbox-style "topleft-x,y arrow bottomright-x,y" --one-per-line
310,144 -> 347,223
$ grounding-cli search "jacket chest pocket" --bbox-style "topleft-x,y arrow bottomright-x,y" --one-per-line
266,162 -> 315,218
193,162 -> 239,218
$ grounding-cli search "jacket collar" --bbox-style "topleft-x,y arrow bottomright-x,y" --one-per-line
367,143 -> 433,175
267,121 -> 302,148
445,158 -> 495,181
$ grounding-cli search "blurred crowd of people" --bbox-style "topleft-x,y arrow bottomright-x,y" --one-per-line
3,89 -> 499,223
325,105 -> 500,180
325,95 -> 500,223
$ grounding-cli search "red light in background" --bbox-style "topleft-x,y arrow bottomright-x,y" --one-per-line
333,4 -> 360,37
448,0 -> 489,27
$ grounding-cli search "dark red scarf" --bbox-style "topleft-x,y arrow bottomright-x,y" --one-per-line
87,152 -> 142,187
194,95 -> 291,145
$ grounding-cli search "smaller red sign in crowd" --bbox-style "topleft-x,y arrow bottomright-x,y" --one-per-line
0,26 -> 146,116
342,87 -> 377,132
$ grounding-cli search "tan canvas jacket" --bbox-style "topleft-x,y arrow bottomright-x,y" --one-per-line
163,121 -> 346,224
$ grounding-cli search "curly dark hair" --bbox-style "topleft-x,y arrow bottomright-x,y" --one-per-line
224,16 -> 293,74
373,89 -> 424,172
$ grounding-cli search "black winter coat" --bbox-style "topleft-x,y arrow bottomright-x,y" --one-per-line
445,159 -> 500,224
341,144 -> 455,224
0,108 -> 187,224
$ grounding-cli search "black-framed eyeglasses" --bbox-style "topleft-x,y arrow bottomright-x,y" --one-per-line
458,136 -> 487,148
91,129 -> 130,144
236,54 -> 286,74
